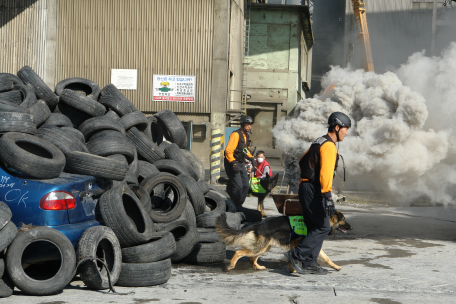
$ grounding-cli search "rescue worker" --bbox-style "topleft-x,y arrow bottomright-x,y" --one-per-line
224,115 -> 256,207
284,112 -> 351,275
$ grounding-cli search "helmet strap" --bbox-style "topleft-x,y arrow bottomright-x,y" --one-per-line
336,126 -> 340,142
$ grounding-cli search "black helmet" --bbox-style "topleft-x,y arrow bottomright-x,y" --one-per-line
240,115 -> 254,126
328,112 -> 351,128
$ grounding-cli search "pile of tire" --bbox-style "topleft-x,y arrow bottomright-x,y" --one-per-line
0,67 -> 245,296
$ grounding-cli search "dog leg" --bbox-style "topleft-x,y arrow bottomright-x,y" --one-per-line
227,249 -> 256,271
249,256 -> 266,270
257,195 -> 267,218
288,262 -> 296,273
318,249 -> 341,271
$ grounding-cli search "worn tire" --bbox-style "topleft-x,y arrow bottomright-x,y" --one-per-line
17,66 -> 59,110
0,100 -> 28,113
178,174 -> 205,216
137,160 -> 160,184
99,84 -> 138,116
65,151 -> 128,180
6,227 -> 75,296
29,100 -> 51,126
0,90 -> 22,105
0,81 -> 13,93
0,274 -> 14,298
126,127 -> 165,163
0,202 -> 12,231
76,226 -> 122,290
78,116 -> 125,141
55,77 -> 101,100
145,116 -> 164,145
181,149 -> 205,181
0,73 -> 22,85
121,231 -> 176,263
226,212 -> 245,229
59,89 -> 106,117
164,144 -> 198,180
87,130 -> 136,163
140,173 -> 187,223
36,125 -> 89,156
104,109 -> 120,120
0,222 -> 17,252
159,219 -> 199,262
153,159 -> 190,176
99,185 -> 154,247
197,179 -> 210,194
0,112 -> 36,134
119,111 -> 148,131
155,110 -> 187,148
181,238 -> 226,264
14,84 -> 38,109
44,113 -> 73,127
125,151 -> 139,184
60,127 -> 85,144
115,259 -> 171,287
159,140 -> 172,152
197,228 -> 222,242
209,185 -> 236,212
129,184 -> 151,213
0,132 -> 65,179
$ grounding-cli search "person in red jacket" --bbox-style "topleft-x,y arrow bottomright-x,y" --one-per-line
254,150 -> 273,217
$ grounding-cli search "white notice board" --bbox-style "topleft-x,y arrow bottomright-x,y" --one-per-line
153,75 -> 195,102
111,69 -> 137,90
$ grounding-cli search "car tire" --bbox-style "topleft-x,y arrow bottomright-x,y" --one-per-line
197,179 -> 210,194
87,130 -> 136,163
154,110 -> 187,149
129,184 -> 152,213
126,127 -> 165,163
0,90 -> 22,105
0,81 -> 13,93
44,113 -> 73,127
65,151 -> 128,181
197,228 -> 222,242
164,144 -> 198,180
115,259 -> 171,287
119,111 -> 148,132
29,100 -> 51,127
17,66 -> 59,110
6,227 -> 76,296
226,212 -> 245,229
0,112 -> 36,135
0,202 -> 12,231
76,226 -> 122,290
159,219 -> 199,262
36,125 -> 89,156
181,238 -> 226,264
0,73 -> 22,85
0,100 -> 28,113
59,89 -> 106,117
177,174 -> 205,216
137,160 -> 160,184
0,132 -> 65,179
14,84 -> 37,109
99,84 -> 138,116
158,140 -> 172,152
153,159 -> 190,176
121,231 -> 176,263
56,101 -> 92,128
208,185 -> 236,213
99,185 -> 154,247
0,274 -> 14,298
78,116 -> 125,141
60,127 -> 86,144
0,222 -> 18,252
181,149 -> 205,181
144,116 -> 164,145
104,109 -> 120,120
125,151 -> 139,184
55,77 -> 101,101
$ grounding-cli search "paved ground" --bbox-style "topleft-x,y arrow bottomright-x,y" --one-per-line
4,195 -> 456,304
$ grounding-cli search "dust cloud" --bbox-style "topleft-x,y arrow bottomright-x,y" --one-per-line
273,42 -> 456,204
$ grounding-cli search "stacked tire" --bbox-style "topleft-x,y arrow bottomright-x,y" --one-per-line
0,202 -> 16,298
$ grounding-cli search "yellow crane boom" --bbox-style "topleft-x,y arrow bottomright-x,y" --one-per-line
352,0 -> 374,72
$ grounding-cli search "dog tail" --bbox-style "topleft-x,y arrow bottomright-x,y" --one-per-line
215,213 -> 252,247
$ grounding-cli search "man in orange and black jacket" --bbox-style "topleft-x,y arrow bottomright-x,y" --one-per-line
224,115 -> 256,207
284,112 -> 351,275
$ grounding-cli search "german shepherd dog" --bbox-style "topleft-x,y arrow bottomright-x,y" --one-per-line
215,211 -> 351,272
250,173 -> 279,218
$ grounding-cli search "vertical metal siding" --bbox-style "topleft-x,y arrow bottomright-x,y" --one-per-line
0,0 -> 47,77
56,0 -> 214,114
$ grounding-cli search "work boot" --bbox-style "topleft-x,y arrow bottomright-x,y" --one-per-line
283,250 -> 305,274
302,263 -> 329,275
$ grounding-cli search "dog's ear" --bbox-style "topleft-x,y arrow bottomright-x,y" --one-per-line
274,173 -> 279,182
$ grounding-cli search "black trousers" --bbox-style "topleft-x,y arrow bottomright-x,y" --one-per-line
224,158 -> 249,207
292,182 -> 331,267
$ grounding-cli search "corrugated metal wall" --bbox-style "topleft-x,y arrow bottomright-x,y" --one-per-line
0,0 -> 47,77
56,0 -> 214,114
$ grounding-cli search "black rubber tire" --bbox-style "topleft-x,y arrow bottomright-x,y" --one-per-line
154,110 -> 187,149
14,84 -> 37,109
204,190 -> 227,213
144,116 -> 164,145
44,113 -> 73,127
87,130 -> 136,163
115,259 -> 171,287
159,140 -> 172,152
226,212 -> 245,229
106,154 -> 128,166
104,109 -> 120,120
0,274 -> 14,298
78,116 -> 125,141
129,184 -> 152,213
76,226 -> 122,290
60,127 -> 86,144
137,160 -> 160,184
0,100 -> 28,113
0,73 -> 23,85
153,159 -> 190,176
164,144 -> 199,180
197,179 -> 210,194
125,150 -> 139,183
99,184 -> 154,247
0,90 -> 22,105
159,219 -> 199,262
178,174 -> 206,216
0,222 -> 17,252
65,151 -> 128,180
196,191 -> 227,228
126,127 -> 165,163
36,125 -> 89,156
196,211 -> 225,228
235,205 -> 263,223
55,77 -> 101,100
59,89 -> 106,117
140,172 -> 187,223
6,227 -> 76,296
181,238 -> 226,264
17,66 -> 59,110
99,84 -> 138,116
29,100 -> 51,126
0,202 -> 12,231
197,228 -> 222,242
0,132 -> 65,179
121,231 -> 176,263
181,149 -> 206,181
0,81 -> 13,93
208,185 -> 236,213
119,111 -> 148,132
0,112 -> 36,134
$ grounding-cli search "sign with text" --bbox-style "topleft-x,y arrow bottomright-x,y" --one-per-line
153,75 -> 195,102
111,69 -> 137,90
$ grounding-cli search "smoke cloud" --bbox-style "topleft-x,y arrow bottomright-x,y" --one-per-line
273,42 -> 456,204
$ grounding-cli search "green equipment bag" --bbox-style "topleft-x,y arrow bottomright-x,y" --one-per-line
289,215 -> 307,236
250,177 -> 266,194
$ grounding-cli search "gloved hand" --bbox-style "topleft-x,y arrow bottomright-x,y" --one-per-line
323,192 -> 336,216
232,161 -> 241,174
248,157 -> 257,167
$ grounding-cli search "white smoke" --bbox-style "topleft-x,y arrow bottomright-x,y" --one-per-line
273,42 -> 456,204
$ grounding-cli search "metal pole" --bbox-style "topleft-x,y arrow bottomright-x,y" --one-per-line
210,129 -> 223,184
431,0 -> 437,55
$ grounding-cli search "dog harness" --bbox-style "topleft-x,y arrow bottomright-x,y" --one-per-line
289,215 -> 307,240
249,177 -> 266,193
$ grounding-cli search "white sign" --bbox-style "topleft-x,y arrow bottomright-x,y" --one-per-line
111,69 -> 137,90
153,74 -> 195,102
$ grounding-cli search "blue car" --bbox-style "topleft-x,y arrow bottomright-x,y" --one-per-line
0,163 -> 111,247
